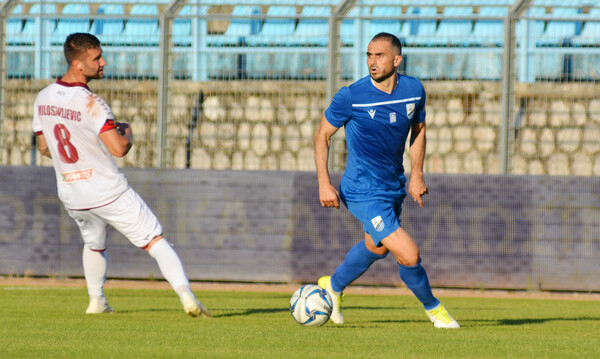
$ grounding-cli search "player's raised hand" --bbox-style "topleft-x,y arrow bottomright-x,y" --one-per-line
408,176 -> 428,208
115,122 -> 131,136
319,183 -> 340,209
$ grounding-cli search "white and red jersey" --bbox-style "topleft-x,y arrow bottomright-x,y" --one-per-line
32,79 -> 129,210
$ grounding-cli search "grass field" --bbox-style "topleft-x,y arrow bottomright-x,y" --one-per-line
1,281 -> 599,359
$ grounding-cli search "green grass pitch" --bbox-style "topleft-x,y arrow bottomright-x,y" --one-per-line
1,284 -> 599,358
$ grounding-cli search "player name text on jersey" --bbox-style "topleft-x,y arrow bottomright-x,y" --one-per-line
38,105 -> 82,122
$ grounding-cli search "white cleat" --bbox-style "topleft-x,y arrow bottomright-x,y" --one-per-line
426,303 -> 460,329
318,276 -> 344,324
86,296 -> 114,314
181,291 -> 211,318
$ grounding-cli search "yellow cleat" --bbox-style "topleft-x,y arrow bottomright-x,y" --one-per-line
318,276 -> 344,324
426,304 -> 460,329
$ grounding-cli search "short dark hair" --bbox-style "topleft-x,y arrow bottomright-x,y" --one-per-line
371,32 -> 402,56
64,33 -> 101,65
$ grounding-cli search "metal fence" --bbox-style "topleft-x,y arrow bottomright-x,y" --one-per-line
1,0 -> 599,174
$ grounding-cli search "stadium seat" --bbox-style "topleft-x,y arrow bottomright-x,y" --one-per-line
246,6 -> 297,46
471,6 -> 508,47
5,4 -> 25,45
288,6 -> 330,78
209,6 -> 261,46
93,4 -> 125,46
21,3 -> 57,46
172,5 -> 192,47
433,6 -> 474,46
122,4 -> 160,46
51,4 -> 91,45
290,6 -> 331,46
571,8 -> 600,46
517,6 -> 546,44
245,6 -> 297,78
340,7 -> 363,46
367,6 -> 403,40
401,6 -> 438,46
537,7 -> 582,46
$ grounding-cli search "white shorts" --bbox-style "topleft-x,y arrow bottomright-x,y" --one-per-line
67,187 -> 163,250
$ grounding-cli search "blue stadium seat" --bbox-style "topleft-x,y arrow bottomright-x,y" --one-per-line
572,8 -> 600,46
289,7 -> 331,78
21,3 -> 57,46
51,4 -> 91,45
171,5 -> 209,49
122,5 -> 160,46
470,6 -> 508,46
433,6 -> 474,46
172,5 -> 192,47
290,6 -> 331,46
401,6 -> 438,46
537,7 -> 582,46
93,4 -> 125,46
517,6 -> 546,43
367,6 -> 402,39
246,6 -> 297,46
209,6 -> 261,46
6,4 -> 25,45
246,6 -> 298,79
340,7 -> 362,46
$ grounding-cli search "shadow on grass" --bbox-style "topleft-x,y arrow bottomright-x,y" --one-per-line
466,316 -> 600,326
213,307 -> 289,318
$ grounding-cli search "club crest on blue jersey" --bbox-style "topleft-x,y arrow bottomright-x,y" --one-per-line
371,216 -> 384,232
406,103 -> 415,120
389,112 -> 396,123
368,109 -> 376,119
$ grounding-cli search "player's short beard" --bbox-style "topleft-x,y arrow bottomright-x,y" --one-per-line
370,67 -> 396,83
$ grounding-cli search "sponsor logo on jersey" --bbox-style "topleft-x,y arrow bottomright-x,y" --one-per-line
389,112 -> 397,123
406,103 -> 415,120
62,168 -> 94,183
371,215 -> 384,232
368,109 -> 376,119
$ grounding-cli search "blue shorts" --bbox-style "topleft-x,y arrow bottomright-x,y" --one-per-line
343,194 -> 406,246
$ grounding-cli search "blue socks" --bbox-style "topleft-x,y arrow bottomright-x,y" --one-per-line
330,241 -> 440,311
330,241 -> 388,293
399,260 -> 440,310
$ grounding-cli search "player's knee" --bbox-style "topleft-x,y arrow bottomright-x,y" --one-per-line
143,235 -> 164,252
394,252 -> 420,267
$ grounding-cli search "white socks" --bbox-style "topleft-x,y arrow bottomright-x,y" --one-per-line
83,239 -> 195,305
82,244 -> 107,298
147,238 -> 195,303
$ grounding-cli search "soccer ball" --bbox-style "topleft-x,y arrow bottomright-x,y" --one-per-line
289,284 -> 333,326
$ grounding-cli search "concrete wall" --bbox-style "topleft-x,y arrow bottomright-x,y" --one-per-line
2,80 -> 600,175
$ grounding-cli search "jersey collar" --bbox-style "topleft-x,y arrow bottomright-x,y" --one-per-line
56,78 -> 90,90
370,73 -> 400,93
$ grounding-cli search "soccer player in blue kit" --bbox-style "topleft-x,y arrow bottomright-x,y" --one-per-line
314,32 -> 459,328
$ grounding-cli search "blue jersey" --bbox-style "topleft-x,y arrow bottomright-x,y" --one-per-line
324,74 -> 426,201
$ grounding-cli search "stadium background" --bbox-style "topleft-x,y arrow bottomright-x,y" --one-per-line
0,0 -> 599,291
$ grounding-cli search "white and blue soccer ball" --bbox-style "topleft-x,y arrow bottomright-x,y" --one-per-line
289,284 -> 333,326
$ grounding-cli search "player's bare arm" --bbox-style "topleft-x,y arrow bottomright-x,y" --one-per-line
99,122 -> 133,158
408,121 -> 427,208
35,133 -> 52,159
314,115 -> 340,209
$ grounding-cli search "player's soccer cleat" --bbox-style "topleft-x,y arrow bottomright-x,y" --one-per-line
318,275 -> 344,324
426,303 -> 460,329
86,296 -> 114,314
181,291 -> 212,318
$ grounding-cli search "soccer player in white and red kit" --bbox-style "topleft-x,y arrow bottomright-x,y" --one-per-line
32,33 -> 210,317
